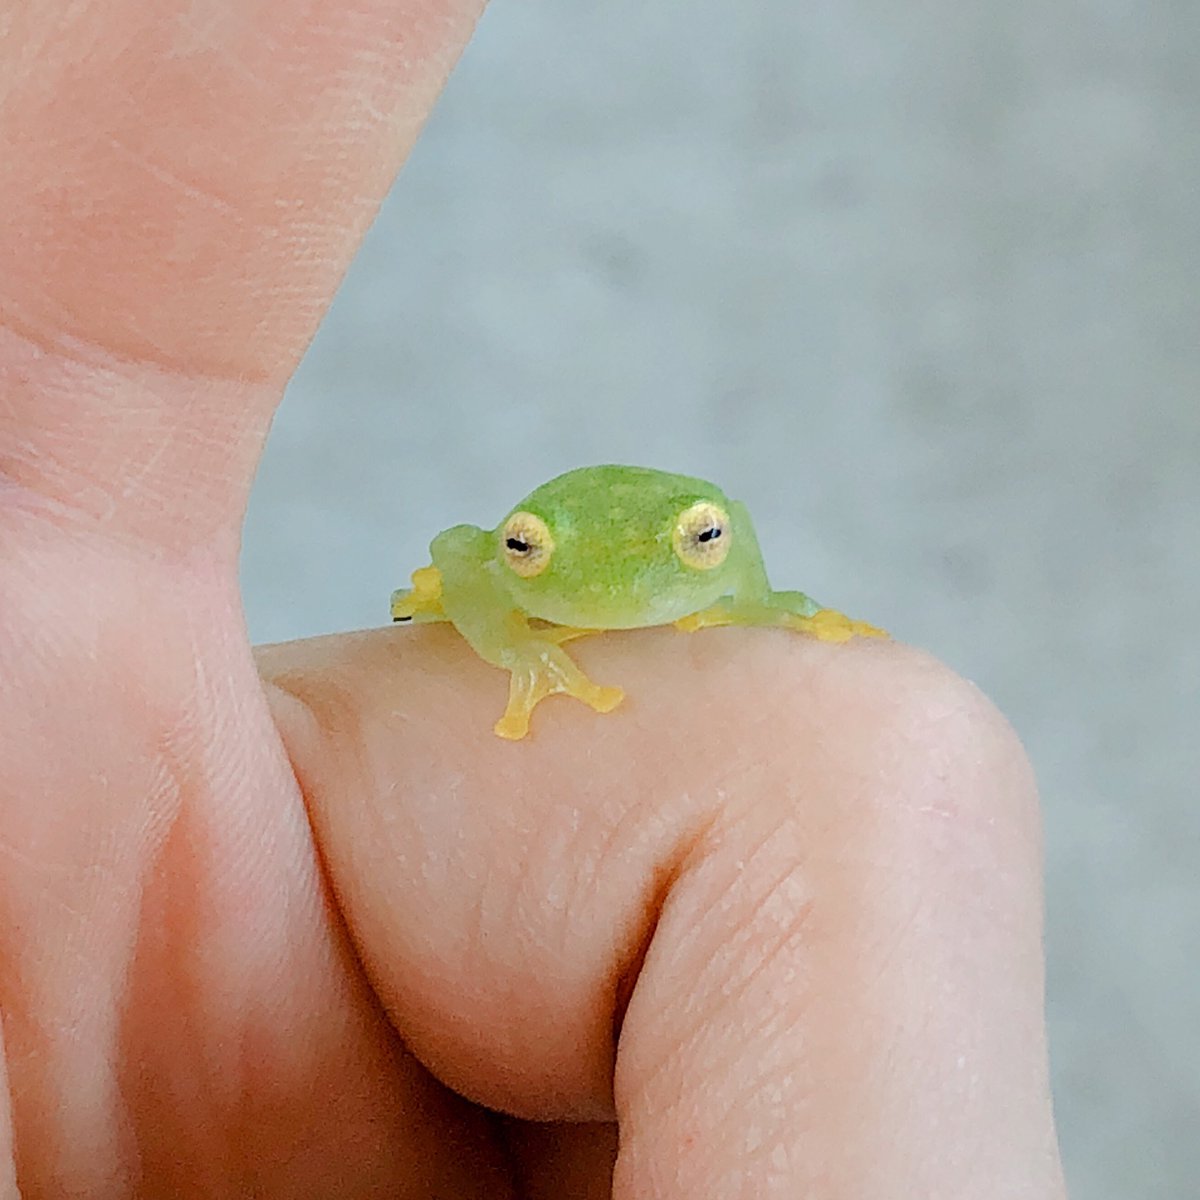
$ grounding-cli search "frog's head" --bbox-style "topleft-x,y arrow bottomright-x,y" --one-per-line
490,464 -> 751,628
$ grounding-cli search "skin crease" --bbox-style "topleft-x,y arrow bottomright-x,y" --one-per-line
0,3 -> 1068,1198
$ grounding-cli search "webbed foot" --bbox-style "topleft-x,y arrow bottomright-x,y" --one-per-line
674,601 -> 887,642
494,644 -> 624,740
787,608 -> 889,643
391,565 -> 445,622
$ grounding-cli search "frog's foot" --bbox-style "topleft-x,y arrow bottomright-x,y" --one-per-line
391,565 -> 445,622
494,645 -> 624,740
788,607 -> 889,644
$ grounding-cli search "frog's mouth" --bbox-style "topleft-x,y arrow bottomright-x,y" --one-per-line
522,579 -> 713,632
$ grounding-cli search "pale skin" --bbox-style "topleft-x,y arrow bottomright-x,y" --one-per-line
391,464 -> 887,738
0,3 -> 1066,1198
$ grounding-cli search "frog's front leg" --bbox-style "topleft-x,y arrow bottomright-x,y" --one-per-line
430,525 -> 623,739
391,564 -> 448,623
675,589 -> 887,644
494,617 -> 624,740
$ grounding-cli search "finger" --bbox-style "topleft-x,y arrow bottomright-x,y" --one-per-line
259,626 -> 1066,1197
0,1 -> 484,544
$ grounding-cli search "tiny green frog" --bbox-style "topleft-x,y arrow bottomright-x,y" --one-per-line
391,464 -> 885,739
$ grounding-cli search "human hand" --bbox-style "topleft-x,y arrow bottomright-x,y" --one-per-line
0,3 -> 1066,1196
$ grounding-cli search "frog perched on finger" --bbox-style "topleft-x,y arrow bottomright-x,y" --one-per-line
391,464 -> 886,739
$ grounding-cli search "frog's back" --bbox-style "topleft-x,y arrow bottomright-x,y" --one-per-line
514,464 -> 727,526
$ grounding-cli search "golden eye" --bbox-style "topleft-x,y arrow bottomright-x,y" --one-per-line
500,511 -> 554,578
672,500 -> 731,570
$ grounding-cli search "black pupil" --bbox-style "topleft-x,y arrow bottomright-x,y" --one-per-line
697,526 -> 722,544
506,536 -> 530,553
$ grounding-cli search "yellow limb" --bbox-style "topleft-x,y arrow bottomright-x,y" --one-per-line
675,603 -> 888,643
391,565 -> 446,622
786,608 -> 889,643
494,624 -> 624,740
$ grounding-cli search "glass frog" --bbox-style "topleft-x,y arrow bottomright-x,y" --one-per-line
391,465 -> 885,739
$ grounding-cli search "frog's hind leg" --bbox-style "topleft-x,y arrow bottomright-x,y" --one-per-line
761,590 -> 888,642
494,643 -> 624,740
390,564 -> 449,624
675,590 -> 887,643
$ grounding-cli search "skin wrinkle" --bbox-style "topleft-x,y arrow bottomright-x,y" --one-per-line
582,762 -> 727,968
0,309 -> 246,392
471,832 -> 625,1120
257,668 -> 410,988
105,133 -> 240,219
0,326 -> 275,549
548,819 -> 608,954
498,770 -> 726,1113
708,994 -> 826,1132
118,796 -> 244,1193
607,806 -> 718,1057
0,2 -> 484,384
110,759 -> 191,1196
114,658 -> 414,1190
707,905 -> 817,1057
619,809 -> 817,1097
252,678 -> 407,1045
188,785 -> 325,1039
79,653 -> 195,1190
619,910 -> 820,1163
702,1095 -> 799,1191
625,905 -> 802,1117
3,782 -> 177,1194
506,779 -> 662,1006
717,1057 -> 804,1160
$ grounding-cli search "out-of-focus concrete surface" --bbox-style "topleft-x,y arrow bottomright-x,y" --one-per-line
241,3 -> 1200,1194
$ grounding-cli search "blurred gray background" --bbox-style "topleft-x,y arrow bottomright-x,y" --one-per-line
241,2 -> 1199,1195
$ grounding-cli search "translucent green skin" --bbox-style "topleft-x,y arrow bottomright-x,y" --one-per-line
442,464 -> 817,630
393,464 -> 879,738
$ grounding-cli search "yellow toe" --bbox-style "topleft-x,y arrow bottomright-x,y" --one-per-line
494,711 -> 531,740
792,608 -> 889,643
391,565 -> 445,621
581,684 -> 625,714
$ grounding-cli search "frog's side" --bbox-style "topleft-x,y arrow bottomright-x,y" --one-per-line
391,464 -> 885,739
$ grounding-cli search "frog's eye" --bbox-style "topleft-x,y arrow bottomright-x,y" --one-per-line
672,500 -> 731,570
501,511 -> 554,578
